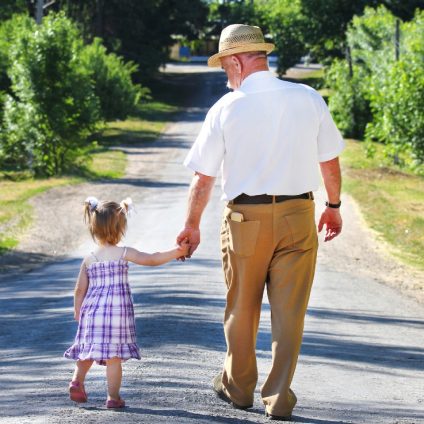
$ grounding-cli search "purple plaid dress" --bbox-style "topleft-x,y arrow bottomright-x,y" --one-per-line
64,251 -> 141,366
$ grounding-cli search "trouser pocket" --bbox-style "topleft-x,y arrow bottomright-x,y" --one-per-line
227,219 -> 260,257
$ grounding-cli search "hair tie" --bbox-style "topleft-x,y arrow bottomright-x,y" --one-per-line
85,196 -> 99,212
120,197 -> 134,216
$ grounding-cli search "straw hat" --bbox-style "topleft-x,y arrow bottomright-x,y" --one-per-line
208,24 -> 275,67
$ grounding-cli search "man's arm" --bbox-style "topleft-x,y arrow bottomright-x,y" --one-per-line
318,157 -> 343,242
177,172 -> 216,257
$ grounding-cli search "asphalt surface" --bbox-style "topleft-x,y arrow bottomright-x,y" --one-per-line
0,64 -> 423,424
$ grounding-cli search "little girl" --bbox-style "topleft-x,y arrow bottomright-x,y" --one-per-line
64,197 -> 189,408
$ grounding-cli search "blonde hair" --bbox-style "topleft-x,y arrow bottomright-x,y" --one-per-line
84,200 -> 129,245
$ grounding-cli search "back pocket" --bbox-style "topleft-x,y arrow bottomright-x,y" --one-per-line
227,219 -> 260,257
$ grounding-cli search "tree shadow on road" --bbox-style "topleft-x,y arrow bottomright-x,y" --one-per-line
255,304 -> 424,373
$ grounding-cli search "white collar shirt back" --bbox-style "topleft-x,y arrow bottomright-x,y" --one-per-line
184,70 -> 345,201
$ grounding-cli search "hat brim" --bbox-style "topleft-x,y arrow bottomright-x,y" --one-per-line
208,43 -> 275,67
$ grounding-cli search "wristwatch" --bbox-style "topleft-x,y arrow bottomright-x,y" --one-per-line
325,200 -> 341,209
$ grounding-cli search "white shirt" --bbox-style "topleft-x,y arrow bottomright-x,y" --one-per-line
184,71 -> 345,201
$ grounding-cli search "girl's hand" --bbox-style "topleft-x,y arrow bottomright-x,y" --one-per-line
177,238 -> 190,257
74,310 -> 80,322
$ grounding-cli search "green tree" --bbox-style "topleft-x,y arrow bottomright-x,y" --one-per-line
80,38 -> 144,121
365,9 -> 424,163
327,6 -> 424,164
326,60 -> 370,138
55,0 -> 209,80
300,0 -> 373,63
1,13 -> 100,176
347,4 -> 397,72
208,0 -> 260,35
257,0 -> 306,75
0,0 -> 28,22
299,0 -> 422,63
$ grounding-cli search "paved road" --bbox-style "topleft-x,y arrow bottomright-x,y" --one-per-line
0,64 -> 423,424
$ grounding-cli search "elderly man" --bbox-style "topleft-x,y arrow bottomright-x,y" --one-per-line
177,24 -> 344,420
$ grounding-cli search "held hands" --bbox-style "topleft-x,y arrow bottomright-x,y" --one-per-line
177,238 -> 190,258
318,207 -> 343,242
176,227 -> 200,259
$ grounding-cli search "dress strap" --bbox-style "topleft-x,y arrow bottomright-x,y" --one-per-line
120,246 -> 127,261
91,252 -> 99,261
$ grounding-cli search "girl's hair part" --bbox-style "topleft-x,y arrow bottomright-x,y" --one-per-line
83,197 -> 128,245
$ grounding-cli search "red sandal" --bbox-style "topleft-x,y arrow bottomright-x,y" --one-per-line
106,398 -> 125,408
69,380 -> 87,403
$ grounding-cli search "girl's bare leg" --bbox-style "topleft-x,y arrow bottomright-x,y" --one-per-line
106,357 -> 122,400
72,359 -> 94,383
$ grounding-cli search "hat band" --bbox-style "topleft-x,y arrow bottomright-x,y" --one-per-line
220,38 -> 265,52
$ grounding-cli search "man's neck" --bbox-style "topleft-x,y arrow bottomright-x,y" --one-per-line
241,64 -> 269,83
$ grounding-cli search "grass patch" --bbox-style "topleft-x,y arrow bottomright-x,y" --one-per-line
0,176 -> 79,251
99,100 -> 178,145
341,140 -> 424,269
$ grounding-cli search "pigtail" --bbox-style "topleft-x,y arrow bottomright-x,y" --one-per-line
119,197 -> 133,216
84,196 -> 99,224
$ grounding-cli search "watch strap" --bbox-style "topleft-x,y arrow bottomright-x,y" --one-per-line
325,200 -> 341,209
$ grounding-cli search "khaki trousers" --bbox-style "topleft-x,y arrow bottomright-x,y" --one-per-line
220,198 -> 318,416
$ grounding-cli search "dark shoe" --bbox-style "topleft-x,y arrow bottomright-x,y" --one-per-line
212,373 -> 252,410
265,411 -> 292,421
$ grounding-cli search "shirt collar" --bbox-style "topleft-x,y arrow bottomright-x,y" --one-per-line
238,71 -> 275,93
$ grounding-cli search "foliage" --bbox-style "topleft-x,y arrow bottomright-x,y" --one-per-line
347,5 -> 397,73
0,0 -> 28,22
255,0 -> 306,75
55,0 -> 209,81
0,16 -> 30,92
326,60 -> 370,139
80,38 -> 145,121
0,12 -> 147,176
1,13 -> 100,176
299,0 -> 372,63
366,55 -> 424,164
327,6 -> 424,165
298,0 -> 422,63
208,1 -> 261,36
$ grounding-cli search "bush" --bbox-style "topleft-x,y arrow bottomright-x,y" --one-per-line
0,15 -> 31,93
326,59 -> 371,139
366,59 -> 424,164
364,9 -> 424,164
1,13 -> 100,176
0,13 -> 146,176
80,38 -> 145,121
347,5 -> 397,74
326,6 -> 424,165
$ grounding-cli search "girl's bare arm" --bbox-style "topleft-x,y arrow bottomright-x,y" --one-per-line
74,261 -> 89,321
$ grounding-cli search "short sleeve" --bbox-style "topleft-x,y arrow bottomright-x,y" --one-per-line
184,104 -> 225,177
315,94 -> 345,162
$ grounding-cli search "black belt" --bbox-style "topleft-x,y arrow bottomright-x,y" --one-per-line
231,192 -> 313,205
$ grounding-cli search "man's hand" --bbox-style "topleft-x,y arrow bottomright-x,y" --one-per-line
177,172 -> 215,260
318,207 -> 342,242
177,227 -> 200,258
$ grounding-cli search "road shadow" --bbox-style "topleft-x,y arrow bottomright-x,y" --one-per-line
255,304 -> 424,372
